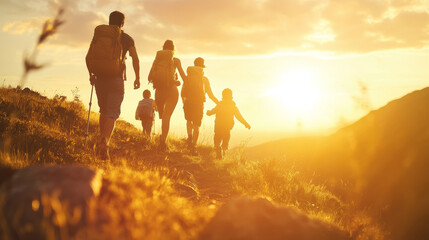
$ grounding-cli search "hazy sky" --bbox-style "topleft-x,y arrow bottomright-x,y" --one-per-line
1,0 -> 429,146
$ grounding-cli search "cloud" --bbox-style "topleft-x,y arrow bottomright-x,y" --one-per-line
2,18 -> 45,35
138,0 -> 321,55
2,0 -> 429,55
53,10 -> 106,48
318,0 -> 429,53
134,0 -> 429,55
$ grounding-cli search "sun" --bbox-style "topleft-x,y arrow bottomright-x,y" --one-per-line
265,68 -> 323,118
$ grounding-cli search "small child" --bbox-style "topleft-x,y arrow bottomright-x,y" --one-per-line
135,89 -> 157,136
207,88 -> 251,158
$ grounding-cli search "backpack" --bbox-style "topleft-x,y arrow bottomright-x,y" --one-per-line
181,66 -> 205,102
138,99 -> 154,119
148,50 -> 176,89
86,25 -> 123,77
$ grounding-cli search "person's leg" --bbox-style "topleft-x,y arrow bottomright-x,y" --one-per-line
160,87 -> 178,144
146,118 -> 153,136
186,120 -> 193,142
95,80 -> 107,143
100,114 -> 115,143
94,79 -> 115,159
192,124 -> 200,146
99,114 -> 105,137
97,77 -> 123,159
142,117 -> 152,136
102,78 -> 123,143
192,103 -> 203,146
141,120 -> 146,135
221,130 -> 231,152
214,129 -> 222,158
183,101 -> 193,145
155,89 -> 165,119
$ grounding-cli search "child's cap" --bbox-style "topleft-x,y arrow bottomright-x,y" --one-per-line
222,88 -> 233,100
143,89 -> 151,98
194,57 -> 206,68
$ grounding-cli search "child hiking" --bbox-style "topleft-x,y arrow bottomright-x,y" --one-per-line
135,89 -> 157,137
207,88 -> 251,159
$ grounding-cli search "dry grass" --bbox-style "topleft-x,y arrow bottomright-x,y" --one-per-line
0,86 -> 382,239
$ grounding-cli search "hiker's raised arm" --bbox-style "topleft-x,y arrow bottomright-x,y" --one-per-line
129,46 -> 140,89
174,58 -> 187,82
234,107 -> 251,129
204,78 -> 219,104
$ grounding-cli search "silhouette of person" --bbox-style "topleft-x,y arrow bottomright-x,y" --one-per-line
181,57 -> 219,154
135,89 -> 157,137
207,88 -> 251,158
87,11 -> 140,160
148,40 -> 186,151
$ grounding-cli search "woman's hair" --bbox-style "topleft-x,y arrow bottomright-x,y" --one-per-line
163,40 -> 175,51
109,11 -> 125,27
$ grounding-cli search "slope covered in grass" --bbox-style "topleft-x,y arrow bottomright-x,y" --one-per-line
0,86 -> 381,239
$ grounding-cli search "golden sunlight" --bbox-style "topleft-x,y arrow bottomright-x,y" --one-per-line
265,68 -> 323,118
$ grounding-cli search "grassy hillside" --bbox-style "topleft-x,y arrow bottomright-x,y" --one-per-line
0,86 -> 383,239
245,87 -> 429,240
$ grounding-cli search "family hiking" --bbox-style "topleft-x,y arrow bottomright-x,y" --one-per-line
86,11 -> 251,160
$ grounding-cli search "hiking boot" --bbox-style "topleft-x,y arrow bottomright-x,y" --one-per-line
158,141 -> 169,152
96,140 -> 110,160
99,147 -> 110,161
186,137 -> 193,148
215,147 -> 222,159
189,145 -> 198,156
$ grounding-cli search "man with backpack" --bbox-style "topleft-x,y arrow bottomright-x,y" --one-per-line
86,11 -> 140,160
181,57 -> 219,153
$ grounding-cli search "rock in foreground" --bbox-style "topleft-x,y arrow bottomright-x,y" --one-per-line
1,165 -> 102,240
199,197 -> 349,240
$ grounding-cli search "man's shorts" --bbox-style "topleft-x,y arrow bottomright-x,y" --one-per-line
95,77 -> 124,120
183,100 -> 204,126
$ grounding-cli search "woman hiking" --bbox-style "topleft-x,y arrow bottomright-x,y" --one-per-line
148,40 -> 186,151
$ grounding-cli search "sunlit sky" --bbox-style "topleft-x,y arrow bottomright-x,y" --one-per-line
1,0 -> 429,147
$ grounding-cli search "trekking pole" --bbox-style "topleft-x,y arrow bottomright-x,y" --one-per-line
152,114 -> 156,137
84,84 -> 94,147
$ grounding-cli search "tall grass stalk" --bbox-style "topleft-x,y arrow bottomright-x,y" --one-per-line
19,8 -> 65,88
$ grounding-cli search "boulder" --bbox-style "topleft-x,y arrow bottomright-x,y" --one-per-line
198,197 -> 349,240
1,165 -> 102,240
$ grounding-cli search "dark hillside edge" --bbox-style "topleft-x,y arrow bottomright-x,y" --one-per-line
245,87 -> 429,240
